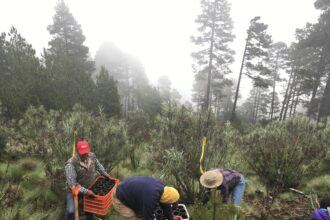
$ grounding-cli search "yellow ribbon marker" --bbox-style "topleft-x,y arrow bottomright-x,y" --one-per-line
71,130 -> 77,158
199,137 -> 207,174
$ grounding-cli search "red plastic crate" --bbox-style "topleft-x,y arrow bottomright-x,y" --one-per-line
84,204 -> 110,216
83,176 -> 119,216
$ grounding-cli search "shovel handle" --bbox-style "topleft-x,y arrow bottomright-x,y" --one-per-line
72,185 -> 80,220
74,196 -> 79,220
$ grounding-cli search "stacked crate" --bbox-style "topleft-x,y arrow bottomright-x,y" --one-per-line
83,176 -> 119,216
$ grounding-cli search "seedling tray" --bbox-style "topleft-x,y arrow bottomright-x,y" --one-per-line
154,203 -> 190,220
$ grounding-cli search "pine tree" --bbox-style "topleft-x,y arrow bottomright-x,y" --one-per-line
158,75 -> 172,102
268,42 -> 288,120
292,2 -> 330,120
171,89 -> 182,104
191,0 -> 235,111
0,27 -> 44,118
314,0 -> 330,10
95,66 -> 121,117
95,43 -> 153,115
239,87 -> 271,122
44,0 -> 95,111
294,23 -> 328,119
315,8 -> 330,120
231,16 -> 272,121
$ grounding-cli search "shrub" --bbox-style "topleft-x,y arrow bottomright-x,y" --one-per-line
150,105 -> 239,201
5,104 -> 129,171
190,195 -> 245,220
125,110 -> 153,169
19,158 -> 38,171
243,117 -> 329,196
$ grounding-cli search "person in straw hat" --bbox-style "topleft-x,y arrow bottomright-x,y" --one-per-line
200,168 -> 245,205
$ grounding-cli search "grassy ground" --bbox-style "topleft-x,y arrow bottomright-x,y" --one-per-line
0,158 -> 63,219
1,158 -> 329,220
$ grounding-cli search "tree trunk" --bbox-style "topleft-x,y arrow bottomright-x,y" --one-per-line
253,88 -> 260,122
126,66 -> 130,112
280,68 -> 293,120
289,82 -> 297,117
283,72 -> 297,120
204,11 -> 216,112
308,49 -> 325,117
293,89 -> 300,116
252,91 -> 257,122
317,72 -> 330,121
231,36 -> 249,121
270,53 -> 279,120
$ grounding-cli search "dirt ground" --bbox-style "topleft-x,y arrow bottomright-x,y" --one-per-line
244,195 -> 313,220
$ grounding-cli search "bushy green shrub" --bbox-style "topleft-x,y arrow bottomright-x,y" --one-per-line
125,110 -> 153,169
319,156 -> 330,174
150,105 -> 239,201
243,117 -> 330,196
205,121 -> 242,170
19,158 -> 38,171
5,104 -> 129,172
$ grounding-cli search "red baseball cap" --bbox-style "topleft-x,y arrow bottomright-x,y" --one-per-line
76,141 -> 90,155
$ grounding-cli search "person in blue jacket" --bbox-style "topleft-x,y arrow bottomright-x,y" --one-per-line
310,197 -> 330,220
112,176 -> 180,220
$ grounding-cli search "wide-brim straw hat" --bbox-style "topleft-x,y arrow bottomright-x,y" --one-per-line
200,170 -> 223,188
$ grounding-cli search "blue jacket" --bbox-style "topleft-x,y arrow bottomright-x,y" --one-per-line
116,176 -> 173,220
311,209 -> 330,220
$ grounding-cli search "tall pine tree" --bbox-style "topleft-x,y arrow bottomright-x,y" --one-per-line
268,42 -> 288,120
231,16 -> 272,120
0,27 -> 44,118
191,0 -> 235,111
44,0 -> 95,111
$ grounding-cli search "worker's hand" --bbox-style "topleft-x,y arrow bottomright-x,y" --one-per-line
201,189 -> 211,205
86,190 -> 96,198
173,216 -> 183,220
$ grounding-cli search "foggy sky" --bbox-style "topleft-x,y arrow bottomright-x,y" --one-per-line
0,0 -> 320,102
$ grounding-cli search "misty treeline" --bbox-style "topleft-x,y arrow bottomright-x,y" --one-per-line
1,0 -> 330,124
191,0 -> 330,123
0,1 -> 182,120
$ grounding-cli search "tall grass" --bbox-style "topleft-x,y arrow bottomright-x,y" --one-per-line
304,174 -> 330,198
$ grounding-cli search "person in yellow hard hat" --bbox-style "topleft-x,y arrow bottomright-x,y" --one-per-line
112,176 -> 181,220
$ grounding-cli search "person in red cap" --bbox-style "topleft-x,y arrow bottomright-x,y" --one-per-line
64,140 -> 111,220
